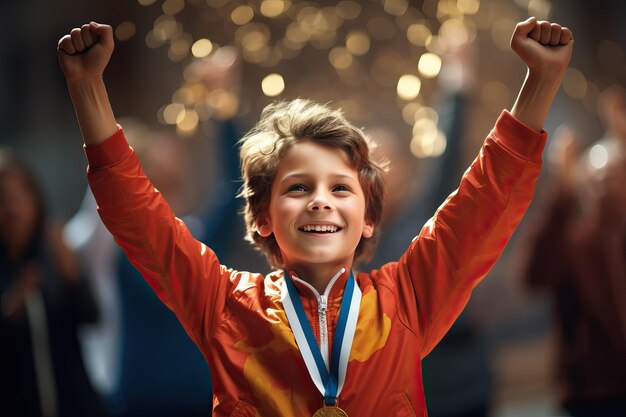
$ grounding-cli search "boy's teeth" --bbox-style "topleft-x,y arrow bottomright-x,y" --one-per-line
301,225 -> 338,233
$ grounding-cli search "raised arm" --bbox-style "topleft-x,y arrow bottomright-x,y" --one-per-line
387,18 -> 574,357
510,17 -> 574,132
57,23 -> 244,344
58,22 -> 118,145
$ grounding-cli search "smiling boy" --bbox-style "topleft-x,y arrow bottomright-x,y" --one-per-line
239,100 -> 384,293
58,17 -> 573,417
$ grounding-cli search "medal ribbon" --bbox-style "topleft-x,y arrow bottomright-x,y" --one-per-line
282,269 -> 361,405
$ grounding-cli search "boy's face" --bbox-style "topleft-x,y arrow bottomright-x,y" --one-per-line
258,140 -> 373,275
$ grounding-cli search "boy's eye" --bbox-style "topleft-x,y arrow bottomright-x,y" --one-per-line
287,184 -> 307,192
333,184 -> 351,192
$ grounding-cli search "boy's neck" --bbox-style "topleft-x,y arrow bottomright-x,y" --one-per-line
287,263 -> 350,294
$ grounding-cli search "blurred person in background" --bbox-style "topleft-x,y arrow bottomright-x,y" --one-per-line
520,85 -> 626,417
0,148 -> 107,417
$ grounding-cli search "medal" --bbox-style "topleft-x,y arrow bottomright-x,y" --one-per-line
312,404 -> 349,417
282,269 -> 361,415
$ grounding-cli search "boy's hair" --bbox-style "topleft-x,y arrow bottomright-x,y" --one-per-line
238,99 -> 386,269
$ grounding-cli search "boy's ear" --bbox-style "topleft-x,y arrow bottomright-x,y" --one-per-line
257,215 -> 273,238
362,221 -> 374,238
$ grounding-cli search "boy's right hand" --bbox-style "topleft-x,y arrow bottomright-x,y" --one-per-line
58,22 -> 114,83
510,17 -> 573,75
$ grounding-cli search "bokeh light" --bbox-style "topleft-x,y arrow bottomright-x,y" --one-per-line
115,22 -> 136,41
411,128 -> 447,158
397,75 -> 422,100
162,103 -> 185,125
589,144 -> 608,170
402,102 -> 422,125
329,47 -> 354,70
457,0 -> 481,15
176,108 -> 199,135
191,39 -> 213,58
162,0 -> 184,15
168,35 -> 192,62
335,1 -> 362,19
231,5 -> 255,25
418,53 -> 442,78
383,0 -> 409,16
261,73 -> 285,96
346,31 -> 371,55
260,0 -> 290,18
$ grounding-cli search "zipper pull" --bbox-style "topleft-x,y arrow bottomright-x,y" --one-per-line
318,295 -> 327,313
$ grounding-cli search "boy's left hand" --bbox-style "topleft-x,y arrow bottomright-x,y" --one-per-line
511,17 -> 573,74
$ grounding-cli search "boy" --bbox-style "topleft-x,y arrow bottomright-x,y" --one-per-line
58,17 -> 573,416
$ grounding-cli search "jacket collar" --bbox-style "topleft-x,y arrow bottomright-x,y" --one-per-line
287,268 -> 350,302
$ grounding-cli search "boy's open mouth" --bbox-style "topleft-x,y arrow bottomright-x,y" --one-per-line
298,225 -> 342,234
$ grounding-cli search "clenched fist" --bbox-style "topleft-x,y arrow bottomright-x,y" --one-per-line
511,17 -> 574,74
58,22 -> 114,83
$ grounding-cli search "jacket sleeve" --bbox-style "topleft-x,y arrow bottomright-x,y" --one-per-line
389,111 -> 547,358
85,127 -> 235,349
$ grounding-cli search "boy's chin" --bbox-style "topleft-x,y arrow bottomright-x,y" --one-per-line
285,251 -> 355,268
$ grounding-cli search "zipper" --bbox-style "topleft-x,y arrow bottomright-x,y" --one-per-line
318,294 -> 328,369
290,268 -> 345,369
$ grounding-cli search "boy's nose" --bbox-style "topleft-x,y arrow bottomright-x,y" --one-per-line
310,203 -> 332,211
308,194 -> 333,211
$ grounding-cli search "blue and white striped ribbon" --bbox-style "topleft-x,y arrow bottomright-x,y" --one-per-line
282,269 -> 361,404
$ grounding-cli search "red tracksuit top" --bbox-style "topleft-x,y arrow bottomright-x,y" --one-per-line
85,110 -> 546,416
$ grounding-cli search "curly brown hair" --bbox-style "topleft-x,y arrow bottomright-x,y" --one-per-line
238,99 -> 386,269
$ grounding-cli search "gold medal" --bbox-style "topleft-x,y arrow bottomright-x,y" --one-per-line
312,405 -> 349,417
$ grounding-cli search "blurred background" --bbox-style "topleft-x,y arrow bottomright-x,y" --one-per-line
1,0 -> 625,416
